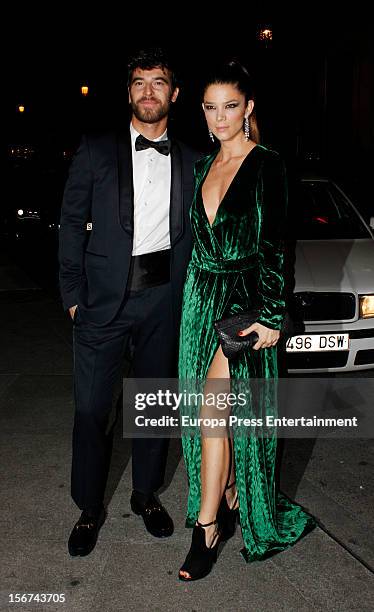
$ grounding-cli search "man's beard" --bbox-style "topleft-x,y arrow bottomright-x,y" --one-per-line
130,96 -> 171,124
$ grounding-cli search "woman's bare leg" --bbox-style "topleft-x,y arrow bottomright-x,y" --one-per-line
199,346 -> 231,539
225,434 -> 238,509
180,346 -> 231,579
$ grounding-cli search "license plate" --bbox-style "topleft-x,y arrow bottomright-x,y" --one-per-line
286,333 -> 350,352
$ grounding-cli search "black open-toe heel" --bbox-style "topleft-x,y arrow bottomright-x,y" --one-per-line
217,481 -> 239,542
178,519 -> 221,581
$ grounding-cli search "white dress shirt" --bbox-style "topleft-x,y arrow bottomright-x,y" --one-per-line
130,123 -> 171,256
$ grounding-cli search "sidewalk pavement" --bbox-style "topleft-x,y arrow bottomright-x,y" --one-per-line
1,252 -> 374,611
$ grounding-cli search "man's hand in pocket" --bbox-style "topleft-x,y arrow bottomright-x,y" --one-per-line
69,305 -> 78,320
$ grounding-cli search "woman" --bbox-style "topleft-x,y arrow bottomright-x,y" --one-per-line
178,60 -> 316,581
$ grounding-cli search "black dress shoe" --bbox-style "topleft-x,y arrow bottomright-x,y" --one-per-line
130,492 -> 174,538
68,507 -> 106,557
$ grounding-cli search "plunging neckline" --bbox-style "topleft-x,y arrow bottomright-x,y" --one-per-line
201,144 -> 258,228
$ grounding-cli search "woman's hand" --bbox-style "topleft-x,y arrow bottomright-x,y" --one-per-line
238,322 -> 280,350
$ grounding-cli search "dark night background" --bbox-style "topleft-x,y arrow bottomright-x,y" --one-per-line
1,10 -> 373,290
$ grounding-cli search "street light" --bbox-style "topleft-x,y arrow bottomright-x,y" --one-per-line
81,85 -> 89,96
17,105 -> 25,113
257,26 -> 273,42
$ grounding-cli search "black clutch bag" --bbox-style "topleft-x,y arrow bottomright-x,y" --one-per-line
213,310 -> 260,359
214,310 -> 303,359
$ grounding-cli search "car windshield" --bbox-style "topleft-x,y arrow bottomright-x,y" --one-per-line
288,180 -> 369,239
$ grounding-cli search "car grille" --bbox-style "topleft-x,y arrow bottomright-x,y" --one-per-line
354,350 -> 374,366
286,351 -> 349,369
293,292 -> 356,322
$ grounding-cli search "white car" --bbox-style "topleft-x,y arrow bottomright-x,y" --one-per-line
285,175 -> 374,373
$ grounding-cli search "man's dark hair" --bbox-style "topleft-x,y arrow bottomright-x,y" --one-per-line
127,47 -> 178,90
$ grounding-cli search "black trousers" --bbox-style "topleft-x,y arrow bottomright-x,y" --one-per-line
71,281 -> 176,510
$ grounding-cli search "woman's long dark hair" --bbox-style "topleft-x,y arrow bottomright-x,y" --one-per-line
202,60 -> 260,144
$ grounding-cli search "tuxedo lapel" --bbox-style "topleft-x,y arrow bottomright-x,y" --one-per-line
117,130 -> 134,235
170,140 -> 183,245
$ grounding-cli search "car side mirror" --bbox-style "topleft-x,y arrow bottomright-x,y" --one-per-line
370,217 -> 374,230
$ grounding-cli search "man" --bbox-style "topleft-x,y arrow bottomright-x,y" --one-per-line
59,48 -> 200,556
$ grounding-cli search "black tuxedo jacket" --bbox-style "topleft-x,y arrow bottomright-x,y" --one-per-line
58,129 -> 201,327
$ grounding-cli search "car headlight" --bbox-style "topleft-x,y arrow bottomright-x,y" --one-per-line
359,295 -> 374,318
17,209 -> 24,217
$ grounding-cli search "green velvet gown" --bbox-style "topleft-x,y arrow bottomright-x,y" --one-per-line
178,144 -> 316,562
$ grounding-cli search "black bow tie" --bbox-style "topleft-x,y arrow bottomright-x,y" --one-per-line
135,134 -> 171,156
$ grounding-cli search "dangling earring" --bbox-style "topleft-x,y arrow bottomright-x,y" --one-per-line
208,129 -> 215,143
244,116 -> 250,141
